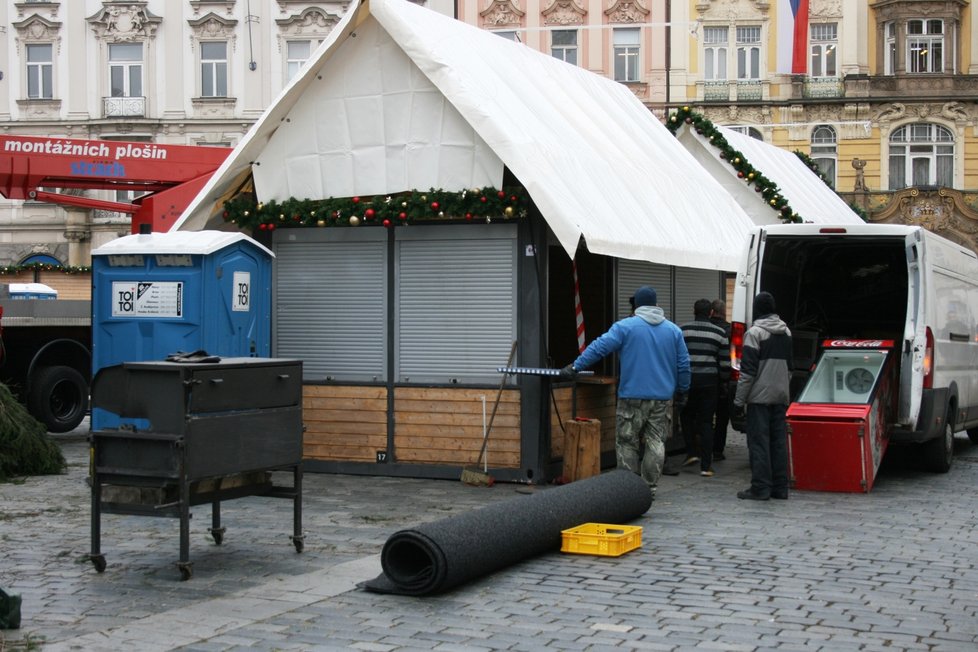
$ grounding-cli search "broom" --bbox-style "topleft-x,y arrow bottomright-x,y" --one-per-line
461,341 -> 517,486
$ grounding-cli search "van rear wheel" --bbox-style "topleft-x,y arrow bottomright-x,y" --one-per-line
924,411 -> 954,473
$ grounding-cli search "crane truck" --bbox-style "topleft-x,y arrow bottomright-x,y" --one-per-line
0,134 -> 230,431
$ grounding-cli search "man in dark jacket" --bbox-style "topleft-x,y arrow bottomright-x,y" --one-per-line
679,299 -> 730,477
710,299 -> 732,461
733,292 -> 793,501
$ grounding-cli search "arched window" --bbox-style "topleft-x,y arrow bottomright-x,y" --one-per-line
889,123 -> 954,190
811,125 -> 837,188
19,254 -> 61,266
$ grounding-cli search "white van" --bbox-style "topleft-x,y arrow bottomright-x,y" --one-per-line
731,223 -> 978,472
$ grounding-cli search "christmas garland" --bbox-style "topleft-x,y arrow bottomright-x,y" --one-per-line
0,263 -> 91,276
222,187 -> 532,231
667,106 -> 802,223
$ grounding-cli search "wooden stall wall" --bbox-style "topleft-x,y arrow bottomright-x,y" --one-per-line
303,385 -> 388,462
549,381 -> 617,460
302,385 -> 523,468
394,387 -> 521,467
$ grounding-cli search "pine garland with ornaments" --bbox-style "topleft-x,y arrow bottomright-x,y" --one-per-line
0,262 -> 91,276
222,187 -> 532,231
666,106 -> 802,224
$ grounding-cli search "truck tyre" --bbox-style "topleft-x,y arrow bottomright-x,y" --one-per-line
27,365 -> 88,433
924,410 -> 954,473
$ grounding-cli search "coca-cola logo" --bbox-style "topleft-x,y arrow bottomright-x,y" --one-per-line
821,339 -> 895,348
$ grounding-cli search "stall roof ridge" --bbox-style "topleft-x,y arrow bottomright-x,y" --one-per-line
173,0 -> 757,271
673,118 -> 863,225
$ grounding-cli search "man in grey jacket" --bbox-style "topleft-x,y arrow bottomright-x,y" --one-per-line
733,291 -> 793,501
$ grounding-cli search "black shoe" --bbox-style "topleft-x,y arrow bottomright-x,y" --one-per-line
737,490 -> 769,501
713,452 -> 726,461
771,492 -> 789,500
661,466 -> 680,476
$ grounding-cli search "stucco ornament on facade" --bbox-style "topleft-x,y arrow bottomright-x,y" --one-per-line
87,3 -> 162,41
542,0 -> 587,25
604,0 -> 649,23
696,0 -> 769,22
810,0 -> 842,20
276,7 -> 340,38
480,0 -> 526,27
870,188 -> 978,251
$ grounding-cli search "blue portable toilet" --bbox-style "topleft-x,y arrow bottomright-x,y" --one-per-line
90,231 -> 273,429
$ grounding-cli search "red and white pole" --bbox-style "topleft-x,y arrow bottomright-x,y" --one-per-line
573,259 -> 586,353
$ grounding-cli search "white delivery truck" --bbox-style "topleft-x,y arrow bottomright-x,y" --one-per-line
731,223 -> 978,473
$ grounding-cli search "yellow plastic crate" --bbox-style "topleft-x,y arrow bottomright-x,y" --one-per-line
560,523 -> 642,557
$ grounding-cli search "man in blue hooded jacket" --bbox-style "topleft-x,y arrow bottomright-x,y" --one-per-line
563,286 -> 690,498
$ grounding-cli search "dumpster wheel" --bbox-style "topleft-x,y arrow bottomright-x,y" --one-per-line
90,554 -> 106,573
177,562 -> 193,581
209,526 -> 226,546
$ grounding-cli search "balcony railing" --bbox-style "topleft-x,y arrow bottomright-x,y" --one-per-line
735,80 -> 763,101
103,96 -> 145,118
803,77 -> 844,98
703,81 -> 729,101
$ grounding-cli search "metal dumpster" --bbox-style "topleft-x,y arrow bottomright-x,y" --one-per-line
88,357 -> 303,580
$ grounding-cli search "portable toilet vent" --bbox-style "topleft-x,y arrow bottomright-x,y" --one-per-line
91,231 -> 273,429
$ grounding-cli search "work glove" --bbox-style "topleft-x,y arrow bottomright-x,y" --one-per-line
559,364 -> 578,379
673,391 -> 688,409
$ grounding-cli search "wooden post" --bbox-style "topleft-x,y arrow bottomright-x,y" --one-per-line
563,418 -> 601,482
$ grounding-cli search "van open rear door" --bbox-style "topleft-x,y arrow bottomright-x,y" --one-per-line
899,230 -> 925,426
731,227 -> 765,376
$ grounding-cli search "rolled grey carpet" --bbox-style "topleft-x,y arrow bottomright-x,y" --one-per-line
360,469 -> 652,596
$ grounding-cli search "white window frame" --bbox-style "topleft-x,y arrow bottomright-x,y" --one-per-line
884,21 -> 897,75
200,40 -> 228,98
109,42 -> 143,98
26,43 -> 54,99
736,26 -> 761,80
727,126 -> 764,141
811,125 -> 838,188
703,26 -> 728,81
286,40 -> 312,82
888,123 -> 954,190
613,27 -> 640,82
492,30 -> 519,42
810,23 -> 838,77
907,19 -> 943,73
551,29 -> 578,65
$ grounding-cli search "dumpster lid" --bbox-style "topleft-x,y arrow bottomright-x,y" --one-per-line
92,231 -> 273,258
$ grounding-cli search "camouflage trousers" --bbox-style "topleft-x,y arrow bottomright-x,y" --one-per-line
615,397 -> 672,495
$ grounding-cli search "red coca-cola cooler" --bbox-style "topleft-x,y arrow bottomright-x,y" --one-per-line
786,340 -> 898,493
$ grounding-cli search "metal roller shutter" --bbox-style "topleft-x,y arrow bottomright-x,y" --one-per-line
617,260 -> 672,320
674,267 -> 723,325
396,224 -> 517,383
273,228 -> 387,382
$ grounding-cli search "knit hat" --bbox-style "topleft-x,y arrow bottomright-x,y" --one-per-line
753,291 -> 776,317
632,286 -> 657,308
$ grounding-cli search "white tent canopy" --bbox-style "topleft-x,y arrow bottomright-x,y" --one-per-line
174,0 -> 757,271
675,123 -> 863,225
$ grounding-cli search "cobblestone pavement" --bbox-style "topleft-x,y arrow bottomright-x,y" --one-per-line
2,421 -> 978,651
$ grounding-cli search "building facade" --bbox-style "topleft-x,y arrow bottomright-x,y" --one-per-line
0,0 -> 446,270
4,0 -> 978,271
456,0 -> 978,251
